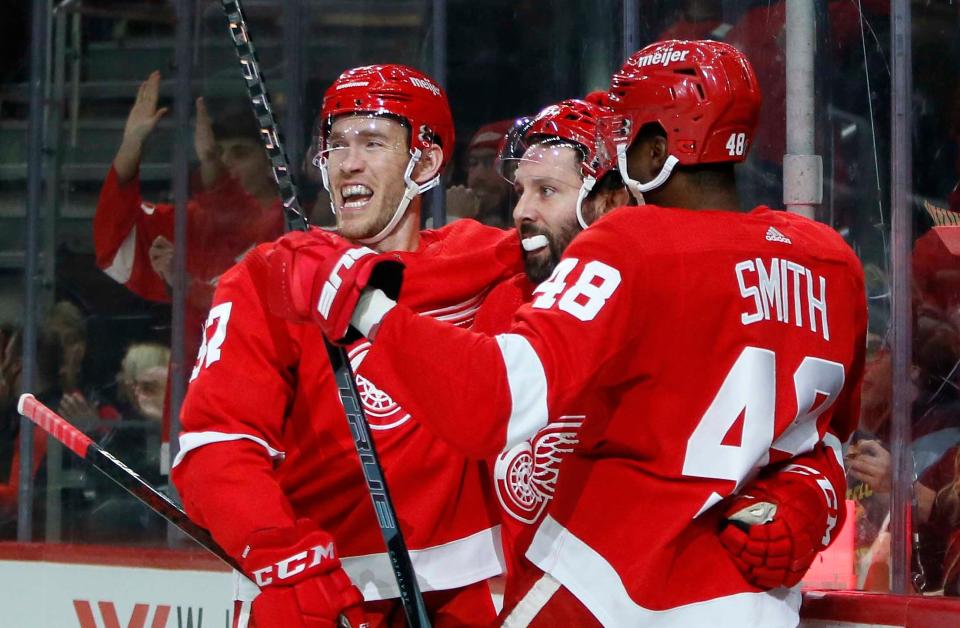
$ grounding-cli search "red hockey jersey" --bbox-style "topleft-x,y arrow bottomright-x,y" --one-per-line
473,273 -> 589,604
94,166 -> 284,305
362,205 -> 867,625
93,166 -> 284,365
173,219 -> 521,601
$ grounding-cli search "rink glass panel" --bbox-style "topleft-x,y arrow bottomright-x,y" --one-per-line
2,0 -> 958,601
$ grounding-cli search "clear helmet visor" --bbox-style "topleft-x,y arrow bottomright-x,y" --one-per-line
505,142 -> 586,191
593,113 -> 633,174
493,116 -> 535,181
311,114 -> 411,170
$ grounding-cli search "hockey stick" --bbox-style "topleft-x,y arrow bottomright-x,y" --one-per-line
220,2 -> 431,626
16,393 -> 241,572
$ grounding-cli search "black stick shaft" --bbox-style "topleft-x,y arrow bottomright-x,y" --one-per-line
17,394 -> 241,572
219,2 -> 430,625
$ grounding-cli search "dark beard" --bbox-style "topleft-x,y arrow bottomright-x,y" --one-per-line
521,221 -> 581,284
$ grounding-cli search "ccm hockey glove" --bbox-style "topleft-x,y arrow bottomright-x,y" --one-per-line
242,519 -> 368,628
719,464 -> 841,589
266,229 -> 404,343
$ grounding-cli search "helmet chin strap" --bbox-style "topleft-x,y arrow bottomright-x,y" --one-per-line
317,148 -> 440,246
574,175 -> 597,230
315,153 -> 337,216
616,144 -> 679,201
360,148 -> 439,246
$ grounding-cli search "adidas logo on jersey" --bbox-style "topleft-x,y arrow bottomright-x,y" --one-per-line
765,226 -> 791,244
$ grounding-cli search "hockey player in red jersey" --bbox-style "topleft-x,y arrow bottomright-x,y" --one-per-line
470,99 -> 629,609
271,41 -> 868,626
172,65 -> 522,627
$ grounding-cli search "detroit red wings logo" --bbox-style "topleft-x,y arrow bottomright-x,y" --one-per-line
494,418 -> 583,524
348,342 -> 411,430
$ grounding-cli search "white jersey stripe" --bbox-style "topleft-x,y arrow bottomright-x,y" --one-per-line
173,431 -> 285,468
419,291 -> 486,317
822,431 -> 844,471
103,225 -> 138,284
433,303 -> 481,323
502,573 -> 562,627
495,333 -> 549,449
527,515 -> 801,627
343,525 -> 505,600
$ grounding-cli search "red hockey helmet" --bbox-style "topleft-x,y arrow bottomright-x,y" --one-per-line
317,64 -> 455,169
583,90 -> 611,107
314,64 -> 454,244
522,98 -> 613,180
603,39 -> 761,194
498,99 -> 617,228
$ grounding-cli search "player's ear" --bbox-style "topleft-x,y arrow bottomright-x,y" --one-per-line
600,185 -> 631,215
649,135 -> 669,172
412,144 -> 444,185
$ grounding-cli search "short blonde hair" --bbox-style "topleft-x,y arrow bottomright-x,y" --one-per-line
119,342 -> 170,398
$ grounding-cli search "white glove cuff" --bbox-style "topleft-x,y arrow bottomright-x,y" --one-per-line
352,288 -> 397,338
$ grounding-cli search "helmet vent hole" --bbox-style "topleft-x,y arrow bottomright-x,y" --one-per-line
695,84 -> 706,100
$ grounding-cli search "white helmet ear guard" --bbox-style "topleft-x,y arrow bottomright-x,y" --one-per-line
313,152 -> 337,216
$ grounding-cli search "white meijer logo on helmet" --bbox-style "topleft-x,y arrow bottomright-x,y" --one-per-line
635,47 -> 690,68
408,76 -> 441,96
336,80 -> 369,91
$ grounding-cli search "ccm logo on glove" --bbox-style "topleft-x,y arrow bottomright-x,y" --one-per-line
319,247 -> 376,320
247,541 -> 337,586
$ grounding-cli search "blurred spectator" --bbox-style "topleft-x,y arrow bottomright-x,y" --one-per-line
657,0 -> 729,41
913,224 -> 960,318
77,342 -> 170,545
724,0 -> 890,207
0,301 -> 127,537
0,313 -> 73,534
846,222 -> 960,591
41,301 -> 115,429
848,440 -> 960,594
116,342 -> 170,423
93,71 -> 284,442
446,120 -> 514,227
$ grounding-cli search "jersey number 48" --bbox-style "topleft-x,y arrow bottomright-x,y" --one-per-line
682,346 -> 845,490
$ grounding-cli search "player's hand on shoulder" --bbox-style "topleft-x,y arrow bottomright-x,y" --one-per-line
265,229 -> 404,343
242,519 -> 369,628
719,472 -> 834,589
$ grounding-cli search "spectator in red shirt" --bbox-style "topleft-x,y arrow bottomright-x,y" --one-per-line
93,71 -> 284,441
